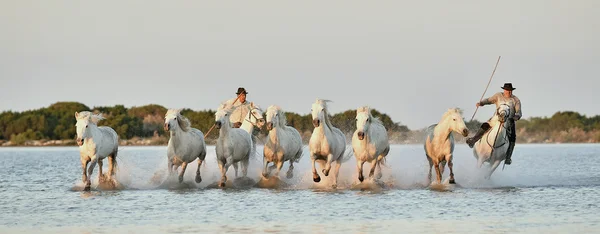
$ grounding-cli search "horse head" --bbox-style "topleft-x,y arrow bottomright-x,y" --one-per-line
246,102 -> 265,129
214,104 -> 232,129
496,104 -> 511,123
311,98 -> 331,128
355,106 -> 373,140
266,105 -> 281,131
74,111 -> 104,146
444,108 -> 469,137
164,109 -> 190,132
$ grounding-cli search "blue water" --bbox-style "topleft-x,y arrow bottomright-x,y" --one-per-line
1,144 -> 599,233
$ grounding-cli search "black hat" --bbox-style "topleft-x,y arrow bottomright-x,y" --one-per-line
236,87 -> 248,95
501,83 -> 515,91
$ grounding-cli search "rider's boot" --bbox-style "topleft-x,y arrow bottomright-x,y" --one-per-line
466,124 -> 490,148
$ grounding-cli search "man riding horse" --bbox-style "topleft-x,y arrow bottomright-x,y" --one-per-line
466,83 -> 522,165
222,87 -> 253,128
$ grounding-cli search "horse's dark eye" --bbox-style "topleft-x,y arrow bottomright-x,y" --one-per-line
174,118 -> 177,120
453,118 -> 456,121
86,125 -> 88,128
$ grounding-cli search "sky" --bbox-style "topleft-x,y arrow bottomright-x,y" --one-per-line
1,1 -> 599,130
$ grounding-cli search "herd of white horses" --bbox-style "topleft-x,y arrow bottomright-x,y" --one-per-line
74,98 -> 511,190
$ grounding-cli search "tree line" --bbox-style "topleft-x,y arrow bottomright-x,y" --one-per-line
0,102 -> 409,145
1,102 -> 599,145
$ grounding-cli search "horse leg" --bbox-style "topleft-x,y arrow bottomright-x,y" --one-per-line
87,157 -> 98,189
81,157 -> 90,191
357,159 -> 365,182
286,162 -> 294,179
275,161 -> 284,178
433,161 -> 442,184
178,162 -> 188,183
241,158 -> 250,178
218,160 -> 227,188
331,159 -> 342,189
426,156 -> 433,184
311,156 -> 321,183
233,162 -> 239,178
107,153 -> 116,181
195,159 -> 203,183
440,160 -> 446,175
446,154 -> 456,184
486,160 -> 501,180
322,154 -> 333,177
97,159 -> 104,182
376,157 -> 383,180
368,158 -> 378,179
262,157 -> 270,178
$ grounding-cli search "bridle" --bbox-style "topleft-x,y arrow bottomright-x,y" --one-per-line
486,104 -> 511,149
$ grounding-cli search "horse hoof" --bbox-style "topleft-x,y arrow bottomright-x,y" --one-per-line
178,176 -> 184,183
358,175 -> 364,182
195,176 -> 202,184
286,172 -> 293,179
313,175 -> 321,183
262,173 -> 269,179
219,182 -> 226,188
331,184 -> 337,189
449,179 -> 456,184
322,169 -> 329,177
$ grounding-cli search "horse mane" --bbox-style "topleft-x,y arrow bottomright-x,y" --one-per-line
268,105 -> 288,128
76,111 -> 105,124
316,99 -> 334,129
357,106 -> 383,126
441,108 -> 462,121
166,109 -> 191,132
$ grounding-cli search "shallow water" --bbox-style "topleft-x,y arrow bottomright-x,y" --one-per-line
1,144 -> 599,233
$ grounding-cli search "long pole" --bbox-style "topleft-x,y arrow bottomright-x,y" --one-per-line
204,94 -> 243,138
470,56 -> 502,122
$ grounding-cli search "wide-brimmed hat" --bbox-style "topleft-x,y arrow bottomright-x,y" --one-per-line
236,87 -> 248,95
501,83 -> 515,91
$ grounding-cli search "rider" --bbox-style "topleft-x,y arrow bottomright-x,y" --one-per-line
221,87 -> 252,128
466,83 -> 522,165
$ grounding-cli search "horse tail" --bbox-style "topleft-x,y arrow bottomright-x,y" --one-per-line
377,146 -> 391,169
294,145 -> 306,163
340,145 -> 354,163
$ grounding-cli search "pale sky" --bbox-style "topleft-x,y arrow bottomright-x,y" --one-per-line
1,1 -> 599,129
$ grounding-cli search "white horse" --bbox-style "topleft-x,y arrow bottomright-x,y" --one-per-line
164,109 -> 207,184
214,105 -> 254,187
75,111 -> 119,190
352,106 -> 390,183
424,108 -> 469,184
239,102 -> 265,157
309,99 -> 347,188
217,102 -> 264,178
263,105 -> 303,179
473,104 -> 511,179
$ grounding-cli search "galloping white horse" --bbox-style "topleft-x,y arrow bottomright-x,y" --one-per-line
352,106 -> 390,183
424,108 -> 469,184
473,104 -> 511,179
309,99 -> 347,188
263,105 -> 303,179
75,111 -> 119,190
164,109 -> 207,184
214,105 -> 253,187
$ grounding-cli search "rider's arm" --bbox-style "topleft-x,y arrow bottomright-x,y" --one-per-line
513,96 -> 522,120
479,93 -> 500,106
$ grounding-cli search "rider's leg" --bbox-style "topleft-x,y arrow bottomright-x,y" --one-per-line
505,119 -> 516,165
466,122 -> 491,148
